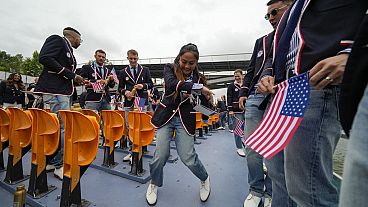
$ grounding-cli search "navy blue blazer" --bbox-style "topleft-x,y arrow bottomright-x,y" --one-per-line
80,64 -> 115,102
151,64 -> 204,135
260,0 -> 368,82
35,35 -> 77,95
117,64 -> 153,106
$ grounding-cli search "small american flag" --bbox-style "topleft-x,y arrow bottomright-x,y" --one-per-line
110,67 -> 119,84
134,97 -> 146,112
244,72 -> 310,159
91,81 -> 104,92
234,118 -> 244,138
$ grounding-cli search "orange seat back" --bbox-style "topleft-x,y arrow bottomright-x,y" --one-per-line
128,112 -> 155,158
81,109 -> 101,124
0,108 -> 10,143
59,110 -> 99,191
29,108 -> 60,176
115,110 -> 127,136
195,112 -> 202,129
101,110 -> 124,154
7,107 -> 33,166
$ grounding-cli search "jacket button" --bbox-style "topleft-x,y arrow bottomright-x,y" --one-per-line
172,110 -> 176,113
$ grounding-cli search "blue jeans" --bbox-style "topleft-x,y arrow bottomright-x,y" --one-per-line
244,94 -> 272,197
232,113 -> 244,149
339,85 -> 368,207
43,94 -> 71,169
85,97 -> 111,111
266,87 -> 341,207
219,111 -> 226,127
149,116 -> 208,187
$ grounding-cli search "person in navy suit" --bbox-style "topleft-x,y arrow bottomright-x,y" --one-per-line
257,0 -> 368,206
118,49 -> 154,161
35,27 -> 84,180
146,43 -> 211,205
81,49 -> 115,111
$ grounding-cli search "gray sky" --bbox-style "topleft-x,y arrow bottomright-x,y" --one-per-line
0,0 -> 273,65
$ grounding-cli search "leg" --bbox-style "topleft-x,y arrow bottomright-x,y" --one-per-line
149,123 -> 174,187
339,85 -> 368,206
285,88 -> 340,207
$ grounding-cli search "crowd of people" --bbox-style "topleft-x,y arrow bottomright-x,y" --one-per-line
1,0 -> 367,206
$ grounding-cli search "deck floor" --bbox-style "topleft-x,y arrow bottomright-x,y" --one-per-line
0,129 -> 250,207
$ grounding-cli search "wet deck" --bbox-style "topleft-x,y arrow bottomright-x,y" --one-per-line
0,129 -> 250,207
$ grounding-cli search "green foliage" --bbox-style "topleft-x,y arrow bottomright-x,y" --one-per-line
0,50 -> 43,76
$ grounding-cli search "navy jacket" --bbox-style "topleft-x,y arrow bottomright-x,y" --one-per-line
227,82 -> 243,113
151,64 -> 204,135
0,81 -> 25,107
117,64 -> 153,106
80,64 -> 115,102
35,35 -> 77,95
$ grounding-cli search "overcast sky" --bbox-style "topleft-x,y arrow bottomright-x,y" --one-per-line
1,0 -> 273,65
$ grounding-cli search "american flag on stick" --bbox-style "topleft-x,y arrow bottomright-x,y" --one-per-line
234,118 -> 245,138
134,97 -> 146,112
110,67 -> 119,84
244,72 -> 310,159
91,81 -> 104,92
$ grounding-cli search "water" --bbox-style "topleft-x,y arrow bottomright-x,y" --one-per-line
333,137 -> 348,176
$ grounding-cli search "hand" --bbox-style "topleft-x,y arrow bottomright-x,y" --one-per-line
258,76 -> 275,95
309,54 -> 349,89
135,84 -> 144,90
239,96 -> 247,110
201,86 -> 214,96
74,75 -> 84,84
108,75 -> 114,81
98,79 -> 107,85
125,90 -> 132,98
229,111 -> 234,116
83,80 -> 91,87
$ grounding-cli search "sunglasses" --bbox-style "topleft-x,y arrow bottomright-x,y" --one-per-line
265,4 -> 289,20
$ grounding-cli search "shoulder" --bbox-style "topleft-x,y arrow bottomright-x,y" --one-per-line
45,34 -> 63,43
82,64 -> 92,70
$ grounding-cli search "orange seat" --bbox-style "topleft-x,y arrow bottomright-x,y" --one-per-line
29,109 -> 60,176
128,112 -> 155,158
0,108 -> 10,170
81,109 -> 101,124
101,110 -> 124,154
115,110 -> 127,136
59,110 -> 99,191
195,112 -> 203,129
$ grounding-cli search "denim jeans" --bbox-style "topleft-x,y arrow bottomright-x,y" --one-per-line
149,116 -> 208,187
232,113 -> 244,149
339,85 -> 368,207
43,94 -> 71,169
244,94 -> 272,197
219,111 -> 227,127
266,87 -> 341,207
85,97 -> 111,111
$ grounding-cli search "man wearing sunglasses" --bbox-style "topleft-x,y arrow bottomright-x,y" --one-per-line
239,1 -> 292,207
257,0 -> 368,206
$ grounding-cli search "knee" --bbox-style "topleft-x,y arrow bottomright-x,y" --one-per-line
180,153 -> 196,167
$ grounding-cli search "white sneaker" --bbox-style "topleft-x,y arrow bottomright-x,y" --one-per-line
200,176 -> 210,202
123,154 -> 132,162
218,126 -> 225,130
243,193 -> 262,207
237,149 -> 246,157
46,164 -> 55,171
54,167 -> 63,180
146,183 -> 158,205
264,196 -> 272,207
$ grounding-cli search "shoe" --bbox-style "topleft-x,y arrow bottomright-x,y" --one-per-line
46,164 -> 55,171
200,176 -> 210,202
218,126 -> 225,130
146,183 -> 158,205
264,196 -> 272,207
123,154 -> 132,162
229,130 -> 234,133
243,193 -> 262,207
237,149 -> 246,157
54,167 -> 63,180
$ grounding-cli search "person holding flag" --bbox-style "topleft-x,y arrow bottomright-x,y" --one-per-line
81,49 -> 116,112
256,0 -> 368,206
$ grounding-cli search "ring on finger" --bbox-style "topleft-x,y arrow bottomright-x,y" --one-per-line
325,76 -> 334,82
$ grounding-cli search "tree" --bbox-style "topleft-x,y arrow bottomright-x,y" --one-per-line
22,51 -> 43,76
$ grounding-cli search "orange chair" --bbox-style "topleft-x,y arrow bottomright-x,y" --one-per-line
81,109 -> 101,124
0,108 -> 10,171
4,107 -> 32,184
128,111 -> 155,175
101,110 -> 124,167
115,110 -> 128,149
195,112 -> 205,138
28,108 -> 60,198
59,110 -> 99,207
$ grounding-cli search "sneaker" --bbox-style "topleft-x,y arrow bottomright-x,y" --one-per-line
54,167 -> 63,180
146,183 -> 158,205
229,130 -> 234,133
46,164 -> 55,171
237,149 -> 246,157
243,193 -> 262,207
200,176 -> 210,202
123,154 -> 132,162
264,196 -> 272,207
218,126 -> 225,130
